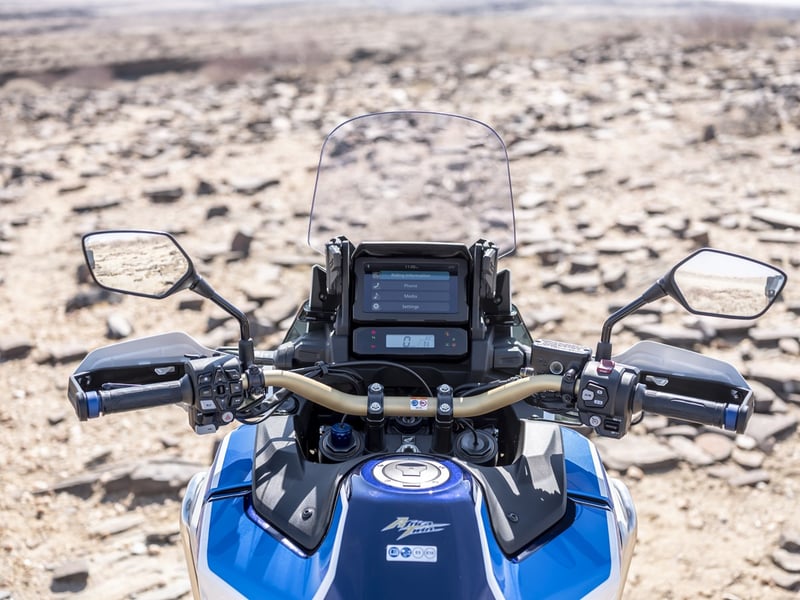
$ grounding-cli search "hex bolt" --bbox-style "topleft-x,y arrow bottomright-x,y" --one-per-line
440,403 -> 451,413
369,383 -> 383,393
369,401 -> 382,413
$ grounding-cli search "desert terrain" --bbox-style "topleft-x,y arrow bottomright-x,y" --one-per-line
1,1 -> 799,598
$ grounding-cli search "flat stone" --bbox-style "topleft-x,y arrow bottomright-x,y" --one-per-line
694,432 -> 734,462
0,337 -> 35,361
143,186 -> 184,203
773,548 -> 800,573
107,313 -> 133,339
595,239 -> 646,254
102,460 -> 204,496
206,205 -> 229,219
706,464 -> 743,480
656,425 -> 699,438
752,208 -> 800,229
772,571 -> 800,591
629,323 -> 707,346
744,413 -> 798,449
748,380 -> 778,413
750,327 -> 800,346
594,435 -> 679,472
229,176 -> 279,195
601,265 -> 627,291
727,468 -> 770,487
230,230 -> 254,257
558,272 -> 601,293
89,514 -> 145,538
779,530 -> 800,553
71,198 -> 122,214
527,307 -> 565,328
508,140 -> 552,159
667,436 -> 715,466
196,180 -> 216,195
746,361 -> 800,395
51,558 -> 89,585
47,471 -> 102,498
65,289 -> 123,312
731,448 -> 765,469
178,299 -> 204,311
39,345 -> 88,365
779,338 -> 800,356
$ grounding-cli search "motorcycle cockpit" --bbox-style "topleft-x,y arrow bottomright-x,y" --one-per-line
282,237 -> 531,385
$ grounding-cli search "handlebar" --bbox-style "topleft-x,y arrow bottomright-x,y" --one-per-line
76,376 -> 194,419
71,363 -> 752,435
634,385 -> 752,434
257,370 -> 569,417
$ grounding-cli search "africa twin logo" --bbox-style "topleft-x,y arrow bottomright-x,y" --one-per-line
382,517 -> 451,540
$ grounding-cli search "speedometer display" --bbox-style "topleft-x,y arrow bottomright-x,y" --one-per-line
385,333 -> 435,349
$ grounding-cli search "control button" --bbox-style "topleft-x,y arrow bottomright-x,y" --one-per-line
230,381 -> 243,395
215,396 -> 227,409
230,395 -> 243,409
582,382 -> 609,408
198,373 -> 212,386
199,387 -> 213,399
598,359 -> 615,375
213,368 -> 226,384
199,399 -> 216,411
225,368 -> 240,381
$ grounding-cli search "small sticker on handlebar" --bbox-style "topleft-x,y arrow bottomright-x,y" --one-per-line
410,398 -> 429,411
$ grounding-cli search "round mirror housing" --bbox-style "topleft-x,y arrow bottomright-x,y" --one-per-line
82,230 -> 195,299
665,248 -> 787,319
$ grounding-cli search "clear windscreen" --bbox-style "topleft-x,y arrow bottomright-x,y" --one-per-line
307,111 -> 516,255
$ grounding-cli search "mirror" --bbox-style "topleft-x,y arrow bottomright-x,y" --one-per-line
82,230 -> 194,299
668,249 -> 786,319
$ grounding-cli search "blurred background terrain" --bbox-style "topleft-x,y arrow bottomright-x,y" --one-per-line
1,1 -> 800,598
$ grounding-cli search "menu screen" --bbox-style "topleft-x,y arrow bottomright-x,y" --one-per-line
354,258 -> 468,322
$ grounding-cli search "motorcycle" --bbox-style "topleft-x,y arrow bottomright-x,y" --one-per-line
67,111 -> 787,599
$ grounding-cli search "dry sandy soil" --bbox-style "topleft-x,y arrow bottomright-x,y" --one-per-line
1,2 -> 799,599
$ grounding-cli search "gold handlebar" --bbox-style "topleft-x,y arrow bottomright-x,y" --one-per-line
251,369 -> 573,417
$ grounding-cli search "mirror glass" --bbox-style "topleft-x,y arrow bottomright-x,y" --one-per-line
671,249 -> 786,318
83,231 -> 192,298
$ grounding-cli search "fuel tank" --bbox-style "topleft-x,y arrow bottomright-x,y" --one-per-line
180,422 -> 636,599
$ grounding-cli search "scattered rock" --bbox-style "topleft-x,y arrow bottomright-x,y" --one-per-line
143,186 -> 184,203
773,548 -> 800,573
89,514 -> 145,538
694,433 -> 734,462
230,229 -> 254,257
744,413 -> 798,450
731,448 -> 765,469
71,198 -> 122,214
594,435 -> 679,472
229,176 -> 279,195
727,469 -> 770,487
0,338 -> 35,361
65,289 -> 123,312
667,436 -> 714,466
772,571 -> 800,592
780,531 -> 800,553
51,558 -> 89,587
196,179 -> 216,195
106,313 -> 133,339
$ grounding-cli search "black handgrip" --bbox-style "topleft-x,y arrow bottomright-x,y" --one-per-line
635,384 -> 751,433
85,376 -> 194,418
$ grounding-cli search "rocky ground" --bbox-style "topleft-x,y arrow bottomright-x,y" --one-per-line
1,2 -> 800,599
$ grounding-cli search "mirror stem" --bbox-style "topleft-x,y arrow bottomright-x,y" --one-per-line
596,280 -> 667,360
190,276 -> 252,342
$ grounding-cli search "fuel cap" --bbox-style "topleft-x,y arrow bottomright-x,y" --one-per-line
371,458 -> 451,490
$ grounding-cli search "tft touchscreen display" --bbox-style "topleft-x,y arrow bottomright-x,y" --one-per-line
354,258 -> 468,322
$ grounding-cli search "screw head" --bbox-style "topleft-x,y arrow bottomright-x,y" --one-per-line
439,403 -> 451,413
439,384 -> 451,393
369,383 -> 383,393
369,401 -> 381,413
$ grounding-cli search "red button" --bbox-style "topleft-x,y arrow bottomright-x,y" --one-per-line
598,359 -> 614,375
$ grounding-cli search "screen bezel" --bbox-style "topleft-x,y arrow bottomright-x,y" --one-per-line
352,257 -> 469,323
